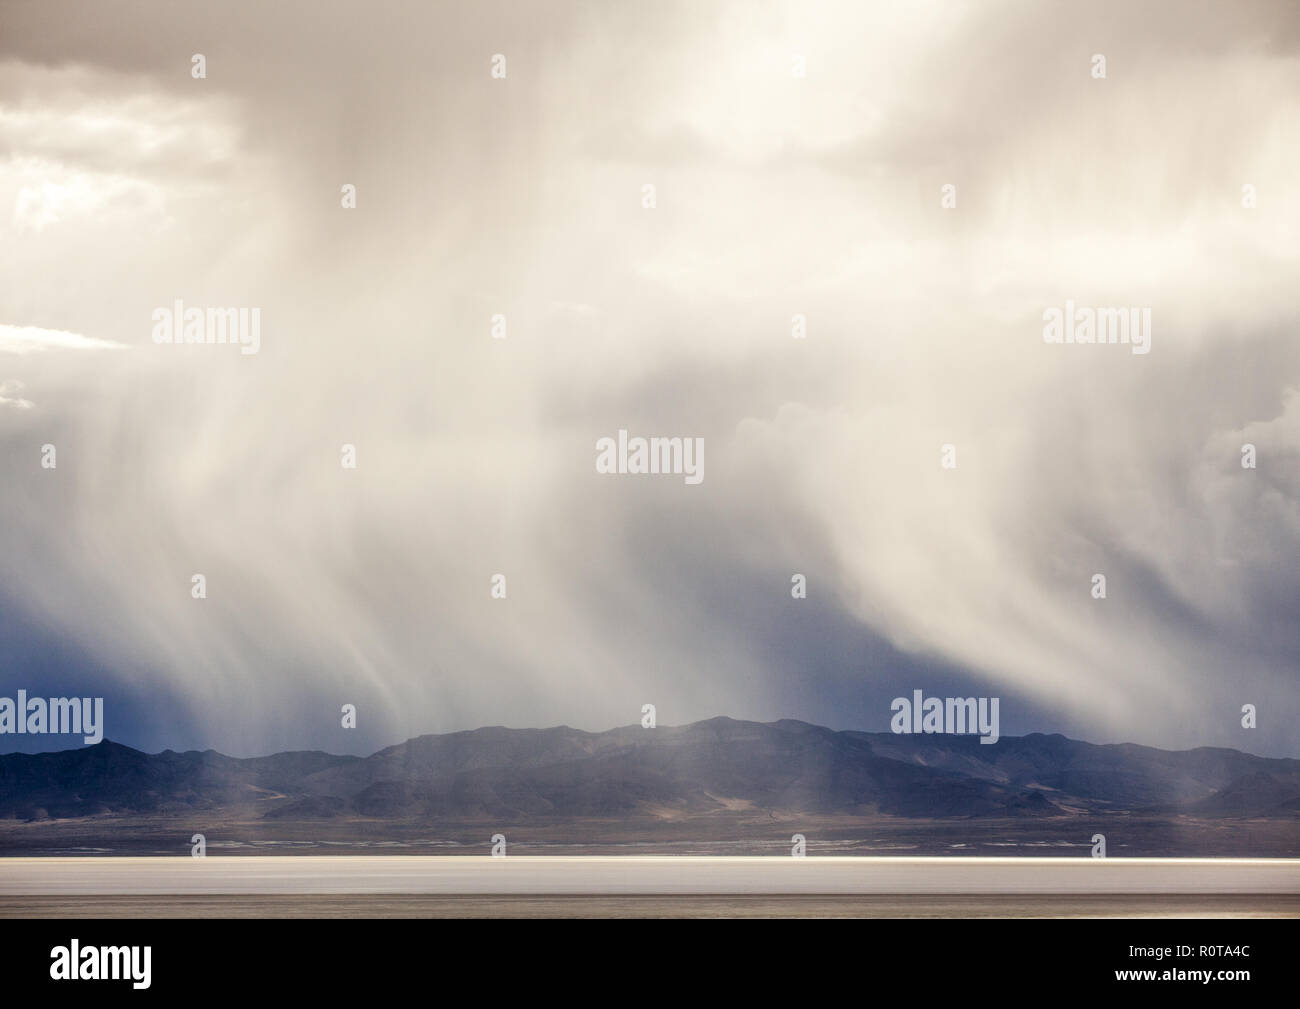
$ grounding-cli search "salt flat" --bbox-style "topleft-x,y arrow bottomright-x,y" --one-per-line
2,856 -> 1298,896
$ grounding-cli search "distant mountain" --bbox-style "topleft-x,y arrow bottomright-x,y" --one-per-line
1185,770 -> 1300,817
0,717 -> 1295,823
0,742 -> 357,819
855,730 -> 1300,810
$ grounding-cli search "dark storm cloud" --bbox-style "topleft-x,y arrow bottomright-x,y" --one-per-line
1,1 -> 1297,756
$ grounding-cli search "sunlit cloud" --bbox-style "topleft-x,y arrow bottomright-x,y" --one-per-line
0,324 -> 128,354
0,379 -> 33,409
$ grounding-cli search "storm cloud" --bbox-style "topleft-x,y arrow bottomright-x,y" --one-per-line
1,0 -> 1297,756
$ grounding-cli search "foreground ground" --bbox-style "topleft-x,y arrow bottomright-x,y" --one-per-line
2,855 -> 1298,917
4,893 -> 1299,918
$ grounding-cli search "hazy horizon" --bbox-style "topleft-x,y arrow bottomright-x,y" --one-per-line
6,711 -> 1299,763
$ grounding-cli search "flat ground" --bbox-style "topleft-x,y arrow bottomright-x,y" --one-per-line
2,855 -> 1298,917
5,893 -> 1300,918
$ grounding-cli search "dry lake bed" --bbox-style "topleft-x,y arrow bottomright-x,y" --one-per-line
2,856 -> 1298,917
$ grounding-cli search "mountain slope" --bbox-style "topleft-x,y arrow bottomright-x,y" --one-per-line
856,730 -> 1300,808
0,718 -> 1294,822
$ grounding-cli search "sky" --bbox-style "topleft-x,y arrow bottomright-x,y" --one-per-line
1,0 -> 1298,757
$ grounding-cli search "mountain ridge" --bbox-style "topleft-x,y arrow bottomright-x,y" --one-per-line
2,716 -> 1296,823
